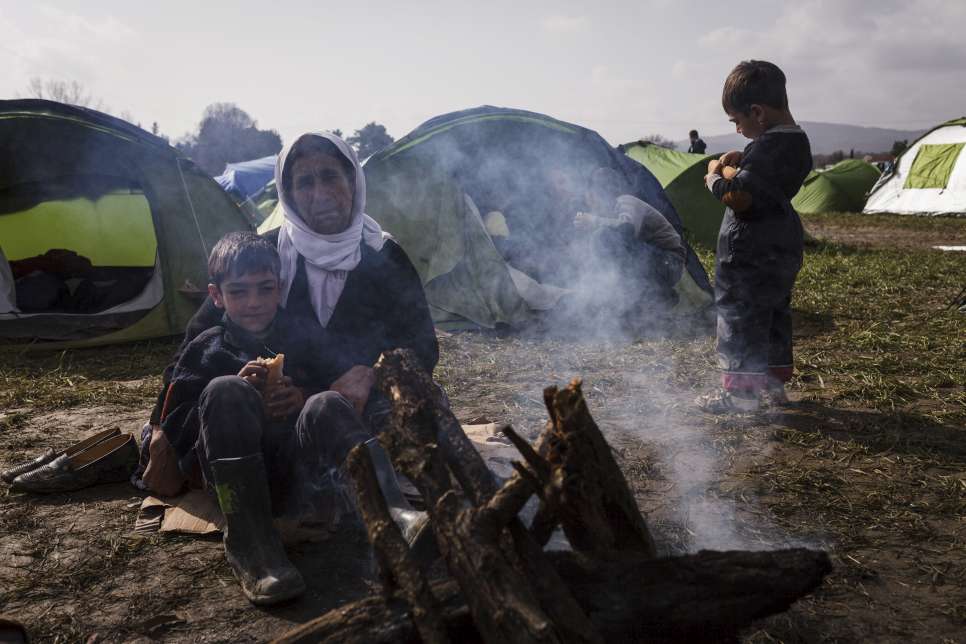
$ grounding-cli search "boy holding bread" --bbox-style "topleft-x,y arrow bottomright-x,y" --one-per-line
699,60 -> 812,413
154,231 -> 428,606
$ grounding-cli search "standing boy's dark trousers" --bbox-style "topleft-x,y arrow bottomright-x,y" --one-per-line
197,375 -> 372,516
714,197 -> 803,392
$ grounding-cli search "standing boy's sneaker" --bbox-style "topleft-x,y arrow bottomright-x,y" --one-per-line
695,388 -> 760,414
759,384 -> 792,408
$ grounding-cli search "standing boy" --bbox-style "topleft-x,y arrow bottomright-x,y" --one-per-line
153,231 -> 427,605
699,60 -> 812,413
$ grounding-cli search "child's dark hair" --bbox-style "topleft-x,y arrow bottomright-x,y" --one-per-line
722,60 -> 788,114
689,129 -> 699,138
208,231 -> 280,286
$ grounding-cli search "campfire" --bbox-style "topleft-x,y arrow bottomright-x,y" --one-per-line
275,349 -> 830,643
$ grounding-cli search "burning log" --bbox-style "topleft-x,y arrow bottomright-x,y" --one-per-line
500,380 -> 656,556
273,349 -> 831,644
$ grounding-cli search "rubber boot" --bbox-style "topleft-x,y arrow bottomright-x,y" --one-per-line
363,438 -> 438,563
210,454 -> 306,605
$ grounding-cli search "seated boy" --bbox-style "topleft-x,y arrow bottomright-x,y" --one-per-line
573,167 -> 686,317
153,231 -> 427,605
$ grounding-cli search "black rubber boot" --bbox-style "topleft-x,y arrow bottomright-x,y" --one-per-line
210,454 -> 306,605
363,439 -> 438,564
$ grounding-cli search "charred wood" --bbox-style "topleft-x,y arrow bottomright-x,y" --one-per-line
271,579 -> 479,644
275,350 -> 831,644
344,443 -> 449,644
374,350 -> 600,644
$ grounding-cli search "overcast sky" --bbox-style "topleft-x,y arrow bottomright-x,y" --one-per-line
2,1 -> 963,146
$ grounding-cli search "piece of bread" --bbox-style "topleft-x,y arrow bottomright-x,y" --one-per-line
256,354 -> 285,391
720,165 -> 739,180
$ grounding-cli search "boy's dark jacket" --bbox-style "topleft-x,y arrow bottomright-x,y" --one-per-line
160,308 -> 348,467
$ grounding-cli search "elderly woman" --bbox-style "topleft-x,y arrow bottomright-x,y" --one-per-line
174,132 -> 435,404
139,132 -> 438,603
149,131 -> 436,432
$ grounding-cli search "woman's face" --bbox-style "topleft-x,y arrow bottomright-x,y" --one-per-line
290,151 -> 354,234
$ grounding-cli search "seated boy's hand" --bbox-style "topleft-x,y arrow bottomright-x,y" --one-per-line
265,376 -> 304,420
706,159 -> 723,177
238,361 -> 268,390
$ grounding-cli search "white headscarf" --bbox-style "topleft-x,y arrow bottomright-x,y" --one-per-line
275,132 -> 390,326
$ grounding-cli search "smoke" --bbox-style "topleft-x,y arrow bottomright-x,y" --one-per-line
494,342 -> 819,555
365,112 -> 710,342
629,362 -> 826,554
366,115 -> 809,552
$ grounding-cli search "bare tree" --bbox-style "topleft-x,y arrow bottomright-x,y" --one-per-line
640,133 -> 677,150
25,77 -> 107,112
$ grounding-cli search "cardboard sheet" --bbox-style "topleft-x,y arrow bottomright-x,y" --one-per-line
134,423 -> 524,536
135,489 -> 224,535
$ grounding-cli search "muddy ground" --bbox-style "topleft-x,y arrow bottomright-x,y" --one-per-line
1,214 -> 964,643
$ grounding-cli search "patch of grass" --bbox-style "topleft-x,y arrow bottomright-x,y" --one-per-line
0,339 -> 178,419
804,210 -> 966,234
792,239 -> 965,424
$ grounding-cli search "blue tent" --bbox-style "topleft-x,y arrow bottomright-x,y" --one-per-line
214,155 -> 277,200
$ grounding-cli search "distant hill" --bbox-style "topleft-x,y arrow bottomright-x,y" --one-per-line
674,121 -> 926,156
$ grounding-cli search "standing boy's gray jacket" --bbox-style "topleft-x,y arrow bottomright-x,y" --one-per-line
707,125 -> 812,379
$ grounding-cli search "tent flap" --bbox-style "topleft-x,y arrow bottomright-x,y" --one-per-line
904,143 -> 964,190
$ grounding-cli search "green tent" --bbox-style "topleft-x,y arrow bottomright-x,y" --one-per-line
0,100 -> 253,346
792,159 -> 881,214
621,141 -> 724,248
314,107 -> 713,329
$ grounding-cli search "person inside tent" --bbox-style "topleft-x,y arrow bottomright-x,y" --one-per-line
571,167 -> 686,321
142,131 -> 438,502
0,246 -> 17,313
474,165 -> 586,284
6,248 -> 93,312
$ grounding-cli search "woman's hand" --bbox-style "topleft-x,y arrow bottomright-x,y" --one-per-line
237,361 -> 267,390
265,376 -> 304,420
718,150 -> 743,167
330,365 -> 375,415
